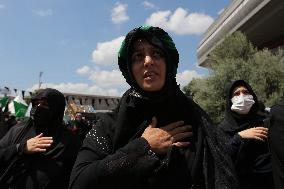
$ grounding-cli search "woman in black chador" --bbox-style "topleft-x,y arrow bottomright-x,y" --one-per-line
269,93 -> 284,189
69,26 -> 237,189
0,88 -> 81,189
218,80 -> 274,189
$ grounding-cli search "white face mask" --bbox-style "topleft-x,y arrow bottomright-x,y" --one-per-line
231,94 -> 255,114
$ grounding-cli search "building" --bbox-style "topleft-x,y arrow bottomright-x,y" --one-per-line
197,0 -> 284,67
63,92 -> 120,111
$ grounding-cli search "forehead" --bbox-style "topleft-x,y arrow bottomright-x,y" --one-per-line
232,85 -> 249,94
32,98 -> 48,106
132,38 -> 154,50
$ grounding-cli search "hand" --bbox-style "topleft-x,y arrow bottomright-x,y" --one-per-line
238,127 -> 268,141
142,117 -> 193,155
24,133 -> 53,154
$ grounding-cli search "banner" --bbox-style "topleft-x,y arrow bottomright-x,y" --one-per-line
8,95 -> 28,117
0,96 -> 9,111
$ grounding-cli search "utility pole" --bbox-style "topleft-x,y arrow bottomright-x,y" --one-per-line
38,71 -> 43,90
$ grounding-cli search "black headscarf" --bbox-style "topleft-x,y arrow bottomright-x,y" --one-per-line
102,26 -> 238,188
118,25 -> 179,102
69,26 -> 238,189
31,88 -> 66,125
221,80 -> 261,133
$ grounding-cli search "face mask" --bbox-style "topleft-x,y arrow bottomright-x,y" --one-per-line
231,94 -> 255,114
32,106 -> 53,127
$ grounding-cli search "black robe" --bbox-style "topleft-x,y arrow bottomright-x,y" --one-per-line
69,88 -> 237,189
0,88 -> 81,189
0,119 -> 81,189
218,80 -> 273,189
269,94 -> 284,189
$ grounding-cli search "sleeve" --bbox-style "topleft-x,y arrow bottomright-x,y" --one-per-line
226,133 -> 243,161
69,122 -> 160,189
0,127 -> 26,170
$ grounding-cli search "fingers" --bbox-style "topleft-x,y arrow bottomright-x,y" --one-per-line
253,127 -> 268,137
242,127 -> 268,141
25,135 -> 53,154
253,135 -> 266,142
171,132 -> 193,142
33,148 -> 48,153
254,127 -> 268,131
171,125 -> 192,135
163,120 -> 185,131
149,117 -> 158,128
38,137 -> 53,141
35,133 -> 44,138
36,143 -> 52,148
173,141 -> 190,147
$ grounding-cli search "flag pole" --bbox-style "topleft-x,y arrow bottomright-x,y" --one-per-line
38,71 -> 43,90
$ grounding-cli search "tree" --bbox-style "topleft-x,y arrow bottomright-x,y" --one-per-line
183,31 -> 284,123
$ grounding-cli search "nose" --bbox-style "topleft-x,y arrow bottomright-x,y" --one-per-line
144,55 -> 153,67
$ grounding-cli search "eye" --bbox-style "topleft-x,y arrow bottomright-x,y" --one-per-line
152,49 -> 164,58
242,90 -> 250,95
233,91 -> 241,97
131,52 -> 144,64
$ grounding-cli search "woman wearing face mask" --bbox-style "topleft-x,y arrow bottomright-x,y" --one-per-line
218,80 -> 274,189
69,26 -> 238,189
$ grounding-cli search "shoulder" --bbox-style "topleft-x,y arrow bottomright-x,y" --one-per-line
83,112 -> 116,154
177,91 -> 209,119
271,103 -> 284,115
0,121 -> 30,146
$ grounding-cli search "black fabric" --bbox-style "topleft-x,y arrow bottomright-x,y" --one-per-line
69,88 -> 238,189
0,89 -> 81,189
269,94 -> 284,189
31,88 -> 66,126
0,110 -> 8,139
73,120 -> 91,142
69,26 -> 237,189
218,80 -> 274,189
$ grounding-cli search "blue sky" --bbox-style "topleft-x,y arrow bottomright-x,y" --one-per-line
0,0 -> 230,97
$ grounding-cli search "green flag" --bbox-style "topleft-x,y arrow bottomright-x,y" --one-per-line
8,95 -> 28,117
0,96 -> 9,109
14,101 -> 28,117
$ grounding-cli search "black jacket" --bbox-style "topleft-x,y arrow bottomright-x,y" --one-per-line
269,94 -> 284,189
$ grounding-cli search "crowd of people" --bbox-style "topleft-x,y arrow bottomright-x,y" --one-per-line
0,26 -> 283,189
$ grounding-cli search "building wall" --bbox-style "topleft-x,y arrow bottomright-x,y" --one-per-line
64,93 -> 120,110
197,0 -> 284,67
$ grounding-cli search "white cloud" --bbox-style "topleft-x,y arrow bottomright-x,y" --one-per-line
92,36 -> 125,66
76,66 -> 92,76
0,4 -> 6,9
176,70 -> 203,87
28,82 -> 124,97
142,1 -> 157,9
27,69 -> 201,97
76,66 -> 126,88
111,2 -> 129,24
145,8 -> 214,35
34,9 -> 53,17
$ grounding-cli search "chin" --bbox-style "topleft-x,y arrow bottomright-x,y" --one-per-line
142,85 -> 163,92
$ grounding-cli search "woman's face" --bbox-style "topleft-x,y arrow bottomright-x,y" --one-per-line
131,38 -> 166,92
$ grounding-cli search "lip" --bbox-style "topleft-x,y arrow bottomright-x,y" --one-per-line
144,71 -> 158,78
